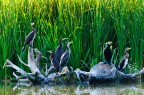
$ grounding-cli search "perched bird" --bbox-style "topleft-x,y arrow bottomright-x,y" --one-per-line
55,38 -> 68,62
48,51 -> 59,72
22,22 -> 37,52
104,41 -> 112,65
59,41 -> 73,72
117,47 -> 131,72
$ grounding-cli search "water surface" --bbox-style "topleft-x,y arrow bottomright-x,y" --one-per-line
0,82 -> 144,95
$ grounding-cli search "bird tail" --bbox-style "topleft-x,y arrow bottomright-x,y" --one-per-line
117,66 -> 122,72
22,46 -> 25,52
103,61 -> 107,64
59,66 -> 63,73
117,67 -> 120,71
108,62 -> 111,65
29,44 -> 34,49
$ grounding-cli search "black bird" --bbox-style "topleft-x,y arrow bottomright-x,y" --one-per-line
22,22 -> 36,52
104,41 -> 112,65
117,47 -> 131,72
59,41 -> 73,72
48,51 -> 59,72
55,38 -> 68,62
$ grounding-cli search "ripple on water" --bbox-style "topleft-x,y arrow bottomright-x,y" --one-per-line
0,82 -> 144,95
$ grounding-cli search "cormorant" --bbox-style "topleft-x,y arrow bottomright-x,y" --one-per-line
117,47 -> 131,72
22,22 -> 36,52
48,51 -> 59,72
59,41 -> 73,72
55,38 -> 68,62
104,41 -> 112,65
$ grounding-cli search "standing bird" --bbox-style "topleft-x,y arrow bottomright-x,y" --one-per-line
104,41 -> 112,65
48,51 -> 59,72
117,47 -> 131,72
22,22 -> 37,52
55,38 -> 68,62
59,41 -> 73,72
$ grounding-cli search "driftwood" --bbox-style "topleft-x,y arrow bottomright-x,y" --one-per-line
3,46 -> 144,84
3,35 -> 144,85
3,45 -> 144,84
3,41 -> 47,84
3,38 -> 77,84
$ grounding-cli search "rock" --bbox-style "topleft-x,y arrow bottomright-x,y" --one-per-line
74,61 -> 140,84
89,62 -> 116,83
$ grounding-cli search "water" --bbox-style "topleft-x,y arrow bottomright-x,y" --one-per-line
0,82 -> 144,95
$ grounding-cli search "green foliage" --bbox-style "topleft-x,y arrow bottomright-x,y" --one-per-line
0,0 -> 144,79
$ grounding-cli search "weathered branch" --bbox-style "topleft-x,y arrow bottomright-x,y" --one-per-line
25,40 -> 47,84
3,59 -> 34,80
116,70 -> 139,79
17,54 -> 29,67
138,67 -> 144,74
27,41 -> 41,74
45,62 -> 48,76
13,80 -> 32,91
34,48 -> 42,64
74,68 -> 90,81
46,66 -> 55,76
13,72 -> 20,80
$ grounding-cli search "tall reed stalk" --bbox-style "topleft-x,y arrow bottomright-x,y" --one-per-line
0,0 -> 143,79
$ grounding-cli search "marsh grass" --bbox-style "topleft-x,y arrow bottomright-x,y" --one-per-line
0,0 -> 144,79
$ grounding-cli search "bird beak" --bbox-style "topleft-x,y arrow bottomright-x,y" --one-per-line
62,38 -> 68,41
106,41 -> 112,45
127,48 -> 131,50
68,41 -> 73,45
108,41 -> 112,45
31,22 -> 34,26
47,51 -> 52,54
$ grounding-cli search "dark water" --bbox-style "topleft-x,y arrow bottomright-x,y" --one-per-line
0,82 -> 144,95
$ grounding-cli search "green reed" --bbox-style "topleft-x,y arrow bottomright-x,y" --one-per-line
0,0 -> 143,79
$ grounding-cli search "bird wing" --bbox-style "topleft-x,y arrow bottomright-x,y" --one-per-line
55,45 -> 62,54
123,59 -> 128,69
118,58 -> 126,70
24,31 -> 35,44
59,52 -> 69,66
104,47 -> 112,62
55,45 -> 63,60
52,59 -> 59,71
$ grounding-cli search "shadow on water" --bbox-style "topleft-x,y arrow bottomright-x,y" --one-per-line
0,82 -> 144,95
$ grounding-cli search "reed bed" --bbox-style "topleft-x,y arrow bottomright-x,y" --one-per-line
0,0 -> 144,79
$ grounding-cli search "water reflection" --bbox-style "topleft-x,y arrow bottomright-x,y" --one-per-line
0,83 -> 144,95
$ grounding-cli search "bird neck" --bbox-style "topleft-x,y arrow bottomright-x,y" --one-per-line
106,44 -> 110,49
124,50 -> 128,54
124,51 -> 129,58
50,54 -> 54,60
59,41 -> 62,46
66,45 -> 71,53
32,28 -> 36,33
66,45 -> 69,49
